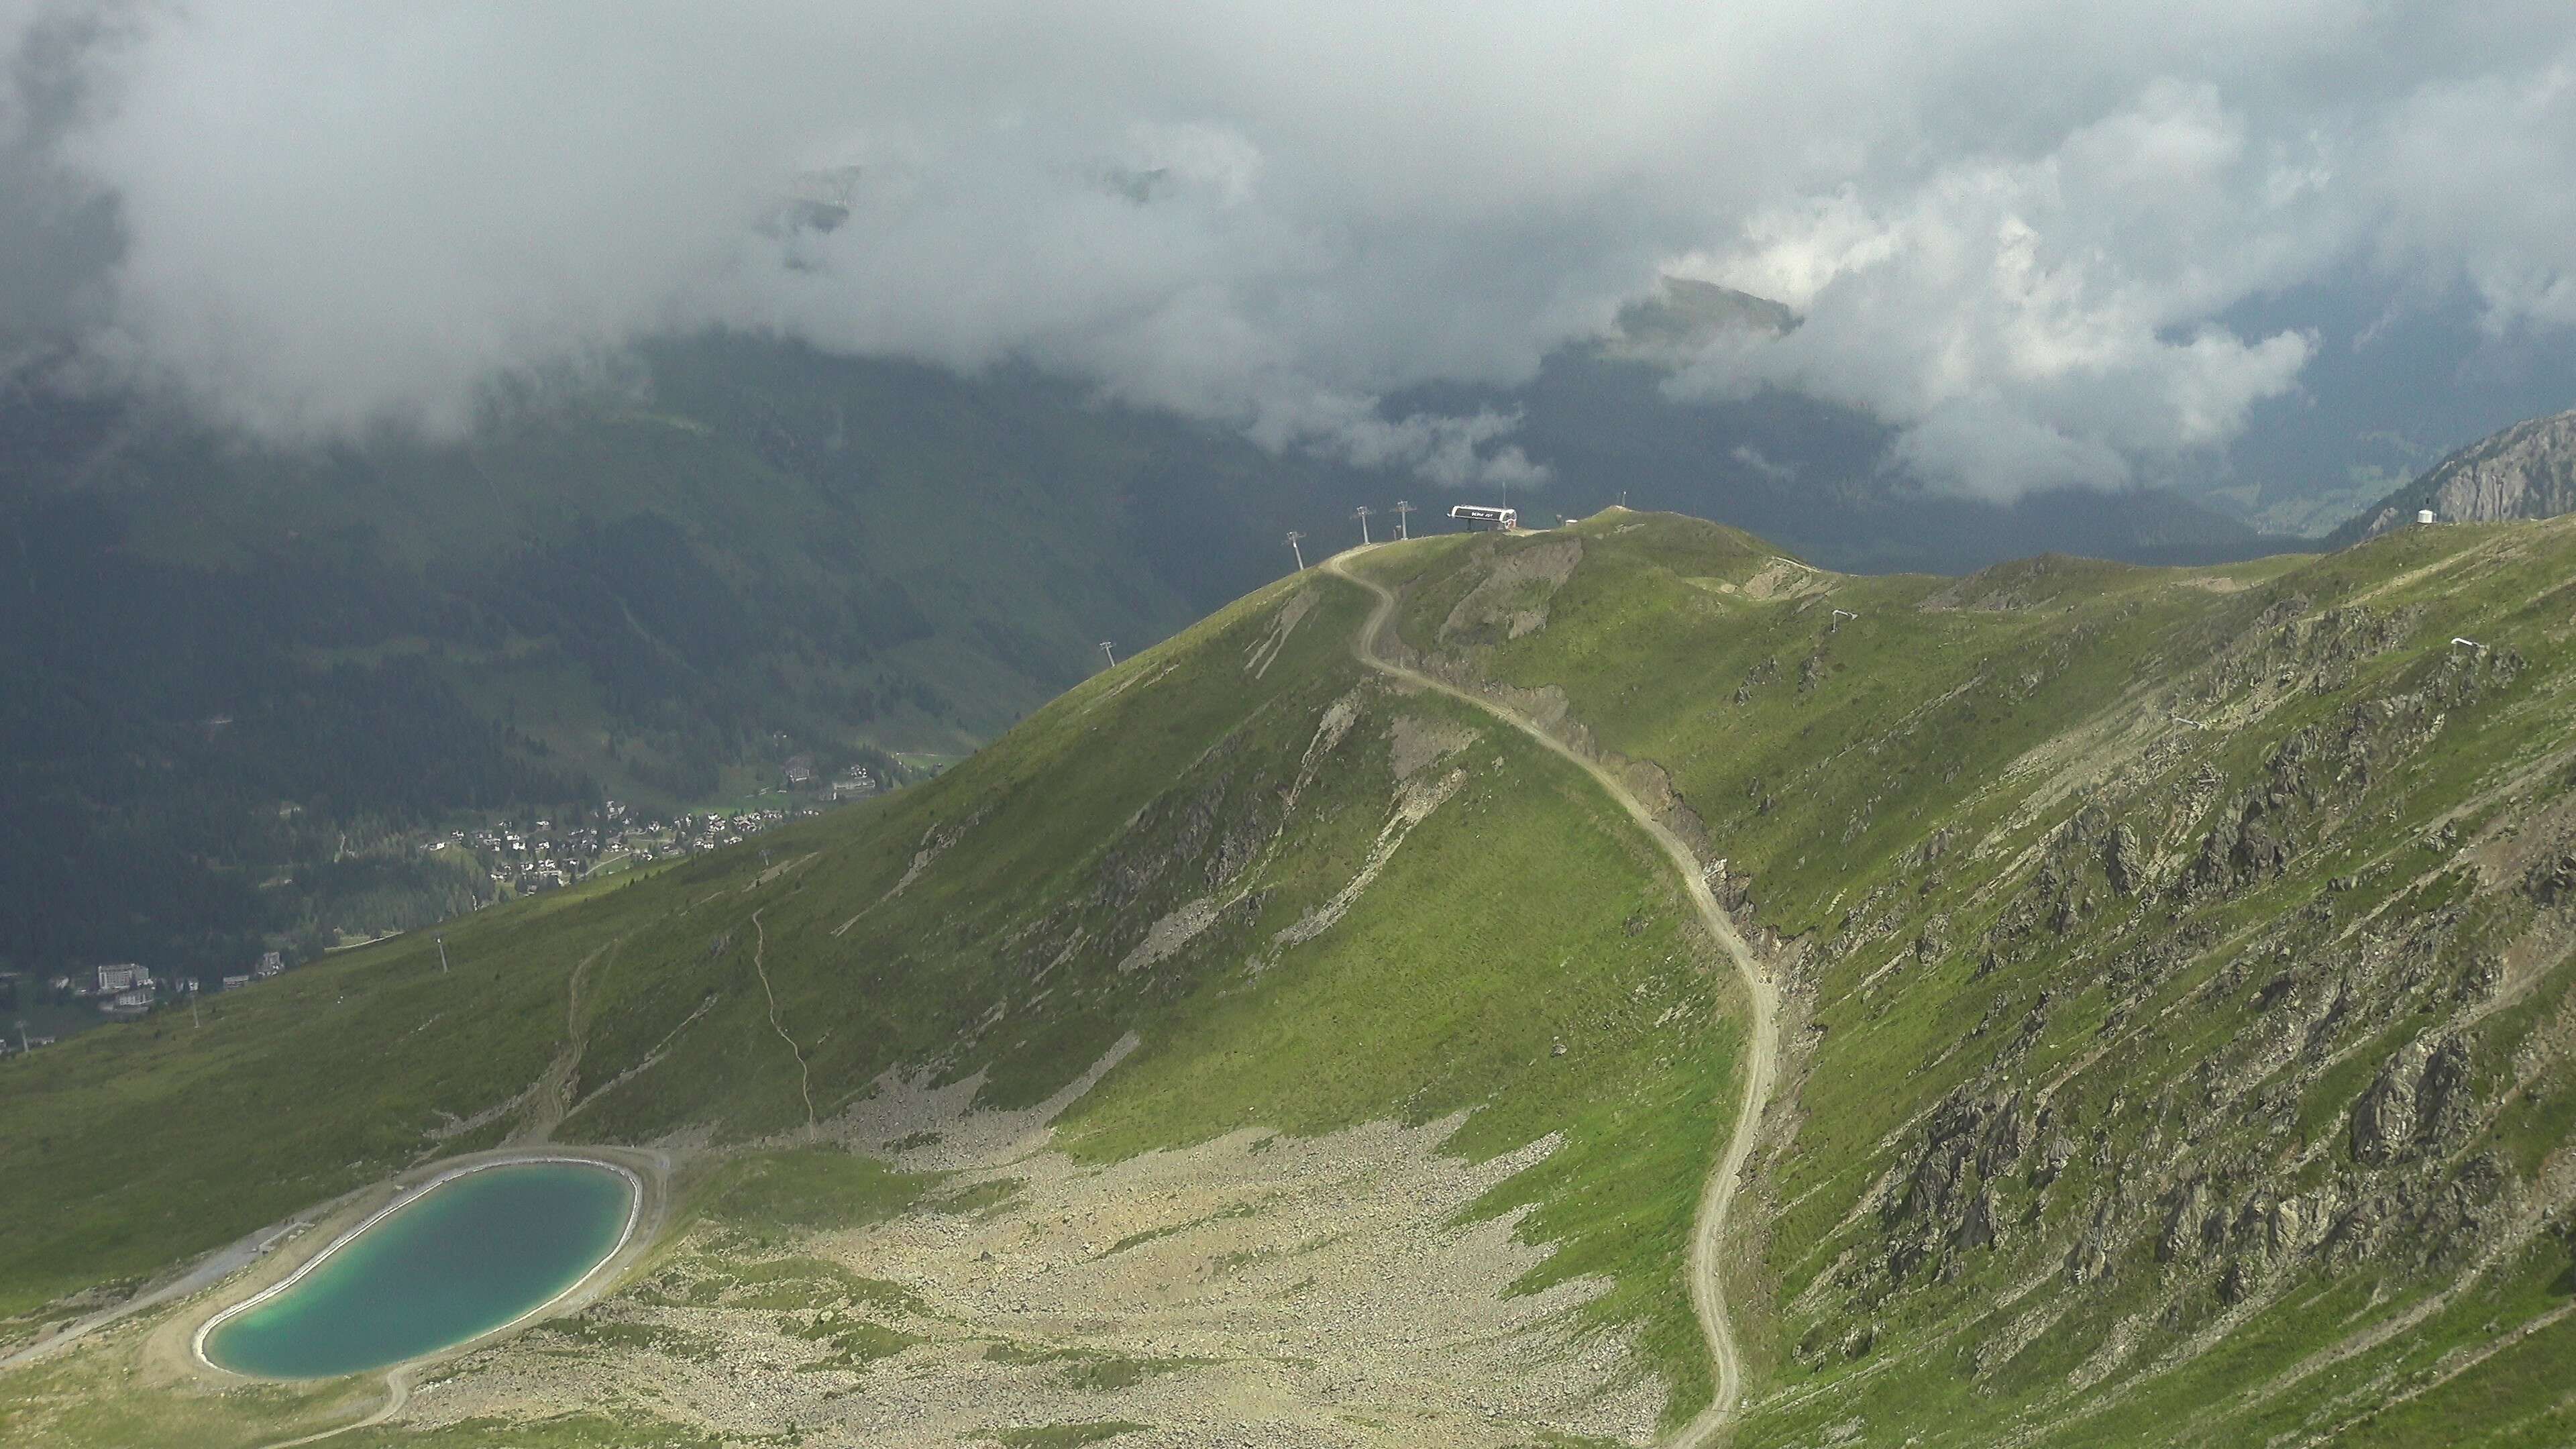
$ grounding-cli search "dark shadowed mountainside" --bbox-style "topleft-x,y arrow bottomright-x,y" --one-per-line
1,322 -> 2301,981
0,335 -> 1400,979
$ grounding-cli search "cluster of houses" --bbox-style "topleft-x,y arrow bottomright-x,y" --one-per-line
2,759 -> 898,1061
46,951 -> 288,1022
790,756 -> 884,800
61,961 -> 158,1018
1,951 -> 290,1059
427,766 -> 883,898
219,952 -> 289,994
441,812 -> 609,893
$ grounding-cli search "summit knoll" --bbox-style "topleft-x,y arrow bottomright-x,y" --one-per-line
7,511 -> 2576,1447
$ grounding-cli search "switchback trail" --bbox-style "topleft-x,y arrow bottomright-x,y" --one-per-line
751,909 -> 818,1133
1326,547 -> 1779,1446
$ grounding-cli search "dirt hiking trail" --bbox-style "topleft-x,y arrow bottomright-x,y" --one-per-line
1328,547 -> 1780,1446
750,908 -> 818,1133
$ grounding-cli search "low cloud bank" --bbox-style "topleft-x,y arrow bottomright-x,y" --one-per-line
5,2 -> 2574,494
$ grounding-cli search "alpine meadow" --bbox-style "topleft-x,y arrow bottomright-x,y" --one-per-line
10,509 -> 2576,1446
16,5 -> 2576,1448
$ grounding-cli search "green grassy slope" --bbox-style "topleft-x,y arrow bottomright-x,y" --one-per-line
1,548 -> 1744,1442
15,509 -> 2576,1447
1355,511 -> 2576,1446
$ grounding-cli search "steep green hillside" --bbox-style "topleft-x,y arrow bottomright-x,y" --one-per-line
1358,512 -> 2576,1447
10,509 -> 2576,1448
0,539 -> 1745,1446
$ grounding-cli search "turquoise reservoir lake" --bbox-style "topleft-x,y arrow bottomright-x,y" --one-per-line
202,1160 -> 635,1379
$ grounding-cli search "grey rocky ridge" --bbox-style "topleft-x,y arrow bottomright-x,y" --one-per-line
2336,407 -> 2576,543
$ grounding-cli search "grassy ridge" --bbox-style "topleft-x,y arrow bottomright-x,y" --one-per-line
3,547 -> 1750,1439
1362,512 -> 2576,1446
18,508 -> 2576,1446
1057,686 -> 1741,1403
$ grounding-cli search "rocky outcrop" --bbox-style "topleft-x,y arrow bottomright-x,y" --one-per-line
2338,407 -> 2576,542
1776,593 -> 2561,1403
1436,537 -> 1582,648
1597,276 -> 1798,366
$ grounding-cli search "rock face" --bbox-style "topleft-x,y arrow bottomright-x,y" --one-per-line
1597,276 -> 1799,364
2338,407 -> 2576,542
1436,537 -> 1583,648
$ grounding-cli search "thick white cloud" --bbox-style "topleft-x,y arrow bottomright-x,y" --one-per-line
2371,60 -> 2576,331
9,1 -> 2576,492
1670,83 -> 2334,493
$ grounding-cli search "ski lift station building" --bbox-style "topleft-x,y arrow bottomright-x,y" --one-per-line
1450,504 -> 1518,531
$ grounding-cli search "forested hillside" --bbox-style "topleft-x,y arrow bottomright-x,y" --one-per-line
0,335 -> 1395,979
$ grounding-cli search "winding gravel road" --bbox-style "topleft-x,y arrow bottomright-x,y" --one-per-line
249,1369 -> 413,1449
1327,547 -> 1779,1445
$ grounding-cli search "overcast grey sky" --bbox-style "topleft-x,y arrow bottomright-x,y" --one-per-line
5,1 -> 2574,496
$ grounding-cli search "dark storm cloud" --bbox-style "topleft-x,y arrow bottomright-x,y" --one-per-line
5,1 -> 2575,492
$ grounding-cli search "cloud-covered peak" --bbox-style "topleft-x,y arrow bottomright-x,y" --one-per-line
1668,83 -> 2329,494
6,2 -> 2575,494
